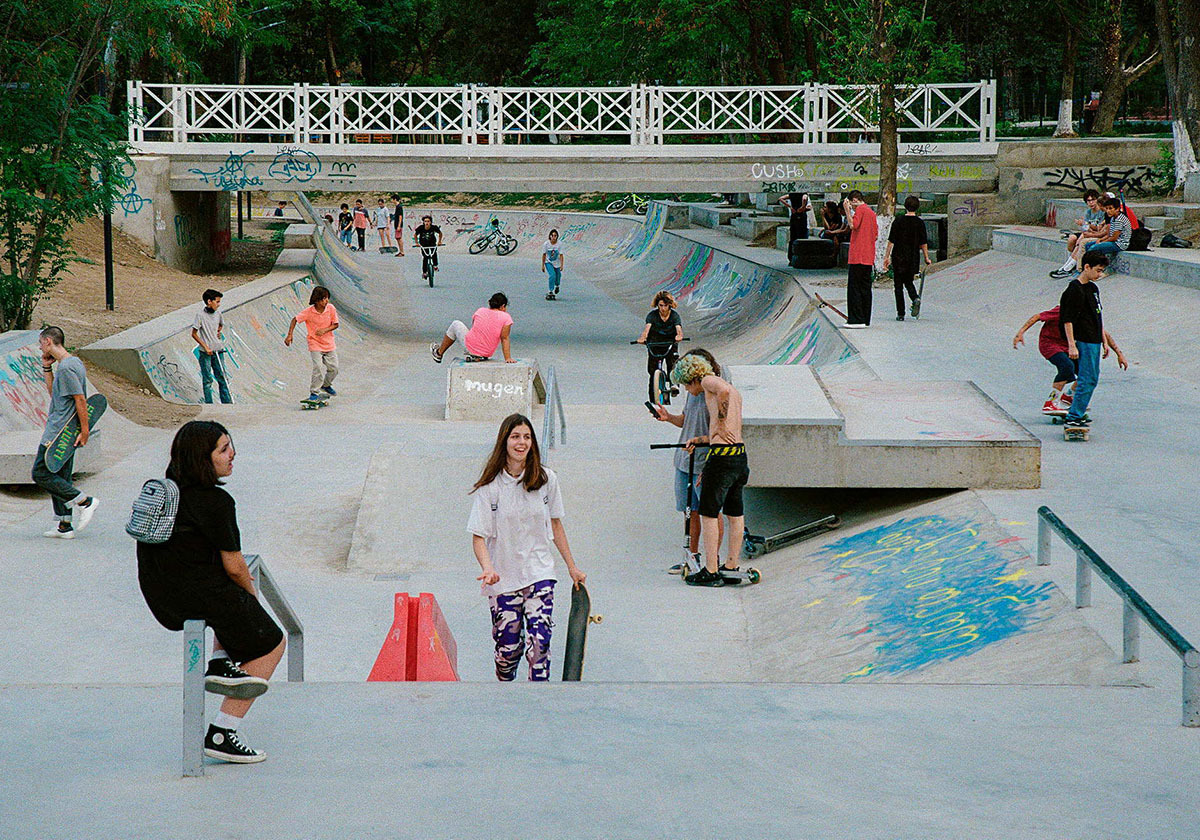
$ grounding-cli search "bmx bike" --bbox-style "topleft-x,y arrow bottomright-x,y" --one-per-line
606,193 -> 649,215
419,244 -> 441,286
468,221 -> 518,256
631,338 -> 688,406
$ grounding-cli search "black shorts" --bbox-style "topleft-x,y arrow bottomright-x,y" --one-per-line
698,448 -> 749,518
137,553 -> 283,664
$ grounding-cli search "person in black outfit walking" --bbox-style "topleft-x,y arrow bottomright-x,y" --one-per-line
136,421 -> 285,764
883,196 -> 932,320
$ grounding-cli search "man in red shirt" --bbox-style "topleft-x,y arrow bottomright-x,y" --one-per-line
842,191 -> 878,328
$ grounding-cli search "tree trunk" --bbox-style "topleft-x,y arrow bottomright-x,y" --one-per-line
1054,23 -> 1079,137
874,0 -> 898,218
323,20 -> 341,86
1153,0 -> 1200,184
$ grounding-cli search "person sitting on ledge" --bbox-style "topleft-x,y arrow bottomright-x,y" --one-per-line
431,292 -> 515,364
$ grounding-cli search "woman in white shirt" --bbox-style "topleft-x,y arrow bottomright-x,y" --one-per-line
542,229 -> 565,301
469,413 -> 586,681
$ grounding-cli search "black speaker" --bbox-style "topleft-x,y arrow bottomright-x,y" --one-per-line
789,237 -> 838,269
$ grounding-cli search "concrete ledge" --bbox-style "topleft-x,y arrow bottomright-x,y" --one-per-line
284,223 -> 316,248
445,358 -> 545,422
0,430 -> 103,484
991,226 -> 1200,290
649,201 -> 690,229
731,215 -> 784,241
688,205 -> 742,229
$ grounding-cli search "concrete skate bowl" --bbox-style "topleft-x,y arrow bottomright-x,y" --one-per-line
297,195 -> 874,380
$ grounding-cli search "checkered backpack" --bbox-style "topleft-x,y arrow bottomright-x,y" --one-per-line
125,478 -> 180,544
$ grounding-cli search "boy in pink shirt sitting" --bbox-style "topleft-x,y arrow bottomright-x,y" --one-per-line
430,292 -> 515,364
285,286 -> 341,401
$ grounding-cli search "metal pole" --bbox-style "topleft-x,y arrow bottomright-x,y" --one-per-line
1075,549 -> 1092,608
182,620 -> 206,777
1036,515 -> 1051,565
1122,601 -> 1140,663
1183,652 -> 1200,727
237,191 -> 243,240
103,210 -> 115,311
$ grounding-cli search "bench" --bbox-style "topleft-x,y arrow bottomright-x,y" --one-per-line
182,554 -> 304,777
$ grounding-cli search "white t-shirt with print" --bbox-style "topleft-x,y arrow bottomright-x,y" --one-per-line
542,240 -> 563,269
468,467 -> 565,596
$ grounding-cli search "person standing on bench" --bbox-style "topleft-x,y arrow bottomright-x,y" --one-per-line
883,196 -> 932,321
842,190 -> 878,328
136,421 -> 285,765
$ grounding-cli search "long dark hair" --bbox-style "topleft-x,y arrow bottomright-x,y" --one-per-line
471,413 -> 547,493
167,420 -> 232,488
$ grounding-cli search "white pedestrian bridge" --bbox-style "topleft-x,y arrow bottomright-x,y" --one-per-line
126,80 -> 998,193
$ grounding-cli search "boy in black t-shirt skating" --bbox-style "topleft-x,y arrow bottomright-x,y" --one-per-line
1058,251 -> 1128,429
883,196 -> 932,320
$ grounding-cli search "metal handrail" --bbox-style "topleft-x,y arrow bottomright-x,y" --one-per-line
542,366 -> 566,450
182,554 -> 304,776
1037,506 -> 1199,727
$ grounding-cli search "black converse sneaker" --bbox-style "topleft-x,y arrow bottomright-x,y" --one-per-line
205,659 -> 269,699
204,725 -> 266,764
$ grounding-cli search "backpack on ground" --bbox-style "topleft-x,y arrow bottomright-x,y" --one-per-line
125,478 -> 180,544
1161,232 -> 1193,249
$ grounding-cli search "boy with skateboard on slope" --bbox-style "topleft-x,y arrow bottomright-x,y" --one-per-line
192,289 -> 232,404
33,326 -> 98,539
1057,251 -> 1128,435
285,286 -> 340,403
671,354 -> 749,587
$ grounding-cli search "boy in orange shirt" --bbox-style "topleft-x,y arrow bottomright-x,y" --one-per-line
285,286 -> 340,401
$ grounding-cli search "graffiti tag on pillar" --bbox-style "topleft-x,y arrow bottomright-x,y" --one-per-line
853,162 -> 868,175
329,161 -> 357,182
269,147 -> 322,183
1042,166 -> 1153,195
904,143 -> 938,156
189,151 -> 263,191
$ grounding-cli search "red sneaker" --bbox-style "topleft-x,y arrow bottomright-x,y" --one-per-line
1043,399 -> 1066,416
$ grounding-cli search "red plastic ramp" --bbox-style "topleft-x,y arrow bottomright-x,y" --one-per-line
367,593 -> 458,682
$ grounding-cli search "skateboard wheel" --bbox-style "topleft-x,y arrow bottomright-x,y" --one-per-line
744,541 -> 765,559
748,569 -> 761,584
590,615 -> 603,624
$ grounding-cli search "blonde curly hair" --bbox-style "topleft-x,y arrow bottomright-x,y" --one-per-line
670,353 -> 713,385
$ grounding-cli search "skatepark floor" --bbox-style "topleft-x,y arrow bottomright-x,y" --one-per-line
2,240 -> 1198,838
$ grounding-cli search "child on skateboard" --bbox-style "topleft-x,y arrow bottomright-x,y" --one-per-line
671,354 -> 749,587
1013,305 -> 1077,417
284,286 -> 340,402
430,292 -> 515,364
542,229 -> 564,300
192,289 -> 232,404
33,326 -> 98,539
469,413 -> 585,681
1058,251 -> 1128,431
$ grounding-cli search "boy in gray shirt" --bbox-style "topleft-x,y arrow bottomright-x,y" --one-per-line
192,289 -> 232,404
33,326 -> 98,538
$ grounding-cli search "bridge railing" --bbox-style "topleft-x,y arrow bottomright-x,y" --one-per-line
128,80 -> 995,148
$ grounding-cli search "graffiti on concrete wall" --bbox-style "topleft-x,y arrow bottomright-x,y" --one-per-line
189,151 -> 263,191
808,515 -> 1055,679
269,147 -> 322,183
0,346 -> 50,429
1042,166 -> 1153,195
174,214 -> 200,248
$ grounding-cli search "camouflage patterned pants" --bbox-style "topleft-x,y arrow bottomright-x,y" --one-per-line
488,579 -> 556,681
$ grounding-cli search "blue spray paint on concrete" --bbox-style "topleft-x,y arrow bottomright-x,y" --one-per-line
810,515 -> 1056,679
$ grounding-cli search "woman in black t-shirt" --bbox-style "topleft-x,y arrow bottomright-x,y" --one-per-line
137,420 -> 284,765
636,291 -> 684,400
819,201 -> 850,246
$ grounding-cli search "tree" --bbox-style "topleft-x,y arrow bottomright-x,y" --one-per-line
0,0 -> 233,331
1053,9 -> 1080,137
1153,0 -> 1200,184
1092,0 -> 1161,134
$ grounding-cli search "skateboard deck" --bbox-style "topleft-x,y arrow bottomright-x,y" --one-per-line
44,393 -> 107,473
1063,424 -> 1090,441
300,395 -> 329,410
561,583 -> 602,681
813,292 -> 848,321
913,268 -> 926,318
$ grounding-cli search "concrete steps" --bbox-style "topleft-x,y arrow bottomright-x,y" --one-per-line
731,214 -> 785,241
687,204 -> 743,229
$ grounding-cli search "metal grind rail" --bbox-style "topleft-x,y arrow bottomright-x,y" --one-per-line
1036,506 -> 1199,727
542,366 -> 567,450
183,554 -> 305,776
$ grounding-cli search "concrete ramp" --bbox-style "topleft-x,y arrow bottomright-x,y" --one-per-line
735,365 -> 1040,489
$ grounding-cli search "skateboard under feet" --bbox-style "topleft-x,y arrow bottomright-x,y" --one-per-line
1063,424 -> 1090,441
300,395 -> 330,410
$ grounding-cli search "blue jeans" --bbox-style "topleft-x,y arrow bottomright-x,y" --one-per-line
1066,342 -> 1101,421
546,264 -> 561,293
199,351 -> 232,404
339,229 -> 353,247
1084,241 -> 1121,258
32,444 -> 81,517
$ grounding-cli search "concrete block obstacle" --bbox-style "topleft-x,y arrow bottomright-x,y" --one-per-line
0,330 -> 102,483
731,215 -> 785,241
283,223 -> 316,248
733,364 -> 1041,490
444,358 -> 546,422
368,592 -> 459,682
688,205 -> 743,229
991,225 -> 1200,290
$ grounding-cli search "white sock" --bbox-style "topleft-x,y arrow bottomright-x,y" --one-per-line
1059,257 -> 1076,272
210,649 -> 230,662
213,711 -> 242,731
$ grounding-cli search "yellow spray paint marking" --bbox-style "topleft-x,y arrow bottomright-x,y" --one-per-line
993,568 -> 1029,584
845,663 -> 876,678
1006,521 -> 1027,526
850,595 -> 875,606
802,599 -> 824,608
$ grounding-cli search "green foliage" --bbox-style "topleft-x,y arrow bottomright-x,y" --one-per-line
1151,141 -> 1176,193
0,0 -> 235,330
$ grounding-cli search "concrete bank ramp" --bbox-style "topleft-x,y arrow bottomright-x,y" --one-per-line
80,251 -> 366,404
